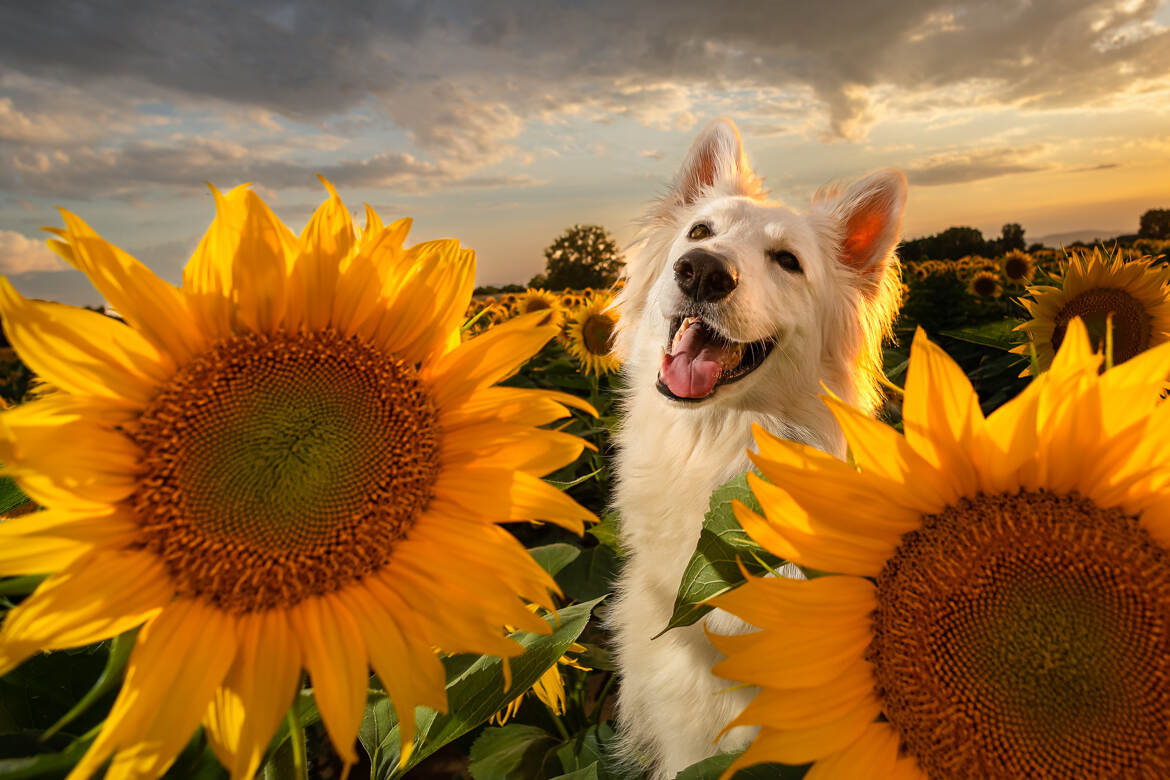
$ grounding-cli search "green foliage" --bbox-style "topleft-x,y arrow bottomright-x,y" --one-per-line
658,473 -> 784,637
1139,208 -> 1170,239
541,225 -> 623,290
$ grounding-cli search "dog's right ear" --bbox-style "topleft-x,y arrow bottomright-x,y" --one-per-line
670,118 -> 766,204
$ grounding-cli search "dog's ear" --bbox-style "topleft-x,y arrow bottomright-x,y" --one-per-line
671,118 -> 765,204
820,169 -> 907,273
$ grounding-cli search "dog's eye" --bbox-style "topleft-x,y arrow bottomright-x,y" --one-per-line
769,250 -> 802,273
688,223 -> 713,240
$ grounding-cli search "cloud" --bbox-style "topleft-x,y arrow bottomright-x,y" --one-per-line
0,230 -> 68,273
905,146 -> 1050,186
0,0 -> 1169,187
640,149 -> 665,160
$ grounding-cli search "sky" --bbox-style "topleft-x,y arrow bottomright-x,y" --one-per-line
2,0 -> 1170,306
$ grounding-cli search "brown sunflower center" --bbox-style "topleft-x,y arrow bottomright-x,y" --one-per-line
582,313 -> 615,356
1004,254 -> 1032,280
523,297 -> 552,312
869,491 -> 1170,778
130,329 -> 440,613
972,273 -> 1000,297
1051,287 -> 1151,364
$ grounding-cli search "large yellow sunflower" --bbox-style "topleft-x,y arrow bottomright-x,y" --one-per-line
710,318 -> 1170,778
1015,246 -> 1170,371
564,295 -> 620,377
0,180 -> 595,779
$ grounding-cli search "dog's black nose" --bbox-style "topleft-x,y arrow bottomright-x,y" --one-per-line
674,249 -> 738,302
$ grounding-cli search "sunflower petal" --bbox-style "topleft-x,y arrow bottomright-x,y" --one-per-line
290,177 -> 355,331
0,548 -> 172,675
290,594 -> 368,767
57,210 -> 204,362
803,722 -> 901,780
69,600 -> 237,780
203,610 -> 302,780
0,279 -> 170,406
434,466 -> 595,533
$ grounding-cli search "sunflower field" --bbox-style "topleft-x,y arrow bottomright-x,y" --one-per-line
1,183 -> 1170,780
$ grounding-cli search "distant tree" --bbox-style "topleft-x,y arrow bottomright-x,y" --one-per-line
1139,209 -> 1170,239
903,226 -> 988,261
527,272 -> 549,289
999,223 -> 1026,253
541,225 -> 623,290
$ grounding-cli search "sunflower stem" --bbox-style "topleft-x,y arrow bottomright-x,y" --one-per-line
549,710 -> 571,742
1105,313 -> 1115,371
286,704 -> 308,780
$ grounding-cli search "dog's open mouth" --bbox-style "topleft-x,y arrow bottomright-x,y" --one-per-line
657,316 -> 774,402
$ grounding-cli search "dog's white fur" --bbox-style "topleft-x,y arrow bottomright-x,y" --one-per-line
608,118 -> 905,779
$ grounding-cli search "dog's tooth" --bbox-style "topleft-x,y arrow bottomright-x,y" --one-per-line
671,317 -> 698,352
722,341 -> 745,369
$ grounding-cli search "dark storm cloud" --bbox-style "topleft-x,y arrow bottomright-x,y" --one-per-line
1,0 -> 1168,193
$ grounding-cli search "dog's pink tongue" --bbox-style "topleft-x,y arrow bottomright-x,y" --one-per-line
660,323 -> 723,398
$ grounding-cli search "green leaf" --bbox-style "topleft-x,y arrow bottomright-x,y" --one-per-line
940,318 -> 1023,351
657,473 -> 783,638
366,597 -> 604,779
555,546 -> 617,603
0,474 -> 31,517
468,724 -> 558,780
41,628 -> 137,741
585,512 -> 622,554
528,543 -> 583,579
550,762 -> 600,780
674,751 -> 809,779
554,723 -> 616,778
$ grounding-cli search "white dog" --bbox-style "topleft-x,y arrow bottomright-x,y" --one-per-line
608,118 -> 905,778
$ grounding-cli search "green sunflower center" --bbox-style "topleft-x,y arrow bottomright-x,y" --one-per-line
869,491 -> 1170,778
131,329 -> 440,612
582,313 -> 614,356
1051,287 -> 1151,364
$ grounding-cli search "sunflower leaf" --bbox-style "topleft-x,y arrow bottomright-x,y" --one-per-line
655,473 -> 783,639
940,318 -> 1023,351
367,597 -> 603,779
468,724 -> 558,780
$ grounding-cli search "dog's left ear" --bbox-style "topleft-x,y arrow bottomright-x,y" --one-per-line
820,169 -> 907,274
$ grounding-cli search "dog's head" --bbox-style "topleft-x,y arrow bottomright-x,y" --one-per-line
615,118 -> 905,415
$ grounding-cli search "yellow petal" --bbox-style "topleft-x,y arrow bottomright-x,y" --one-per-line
1,395 -> 141,509
337,584 -> 447,765
442,421 -> 588,476
424,312 -> 559,410
726,661 -> 876,733
57,209 -> 205,363
710,616 -> 872,690
900,328 -> 980,496
820,395 -> 954,511
70,600 -> 238,780
440,386 -> 597,429
732,499 -> 892,578
709,574 -> 875,631
717,698 -> 880,775
0,506 -> 136,575
0,548 -> 172,675
433,466 -> 594,533
289,177 -> 355,331
0,279 -> 170,406
203,610 -> 302,780
290,594 -> 369,767
804,722 -> 901,780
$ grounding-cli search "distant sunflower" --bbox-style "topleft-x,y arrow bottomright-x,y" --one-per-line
491,624 -> 589,725
0,180 -> 595,779
1015,246 -> 1170,371
514,288 -> 564,328
564,296 -> 620,377
710,320 -> 1170,779
1001,249 -> 1035,283
968,270 -> 1002,298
